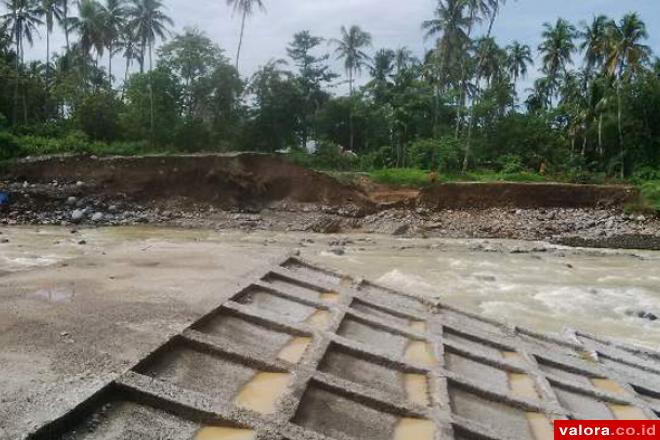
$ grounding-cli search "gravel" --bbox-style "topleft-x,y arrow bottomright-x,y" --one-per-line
1,179 -> 659,249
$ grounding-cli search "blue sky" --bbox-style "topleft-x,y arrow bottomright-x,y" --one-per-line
13,0 -> 660,95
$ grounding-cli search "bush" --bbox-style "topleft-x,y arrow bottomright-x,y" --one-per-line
639,180 -> 660,215
359,145 -> 397,170
495,154 -> 525,174
631,166 -> 660,184
408,137 -> 462,172
75,92 -> 123,141
0,132 -> 22,160
19,130 -> 90,155
174,119 -> 212,152
313,141 -> 358,170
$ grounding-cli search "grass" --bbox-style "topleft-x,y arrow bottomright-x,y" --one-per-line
367,168 -> 550,187
369,169 -> 431,186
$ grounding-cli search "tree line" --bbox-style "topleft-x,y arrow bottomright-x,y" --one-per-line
0,0 -> 659,179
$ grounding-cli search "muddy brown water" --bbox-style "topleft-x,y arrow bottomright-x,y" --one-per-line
1,225 -> 659,352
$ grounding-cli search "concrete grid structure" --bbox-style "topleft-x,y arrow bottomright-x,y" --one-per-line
27,256 -> 660,440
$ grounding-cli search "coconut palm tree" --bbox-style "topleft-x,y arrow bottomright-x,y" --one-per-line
117,24 -> 140,88
422,0 -> 470,91
127,0 -> 172,141
455,0 -> 492,137
330,25 -> 371,150
462,37 -> 504,171
538,18 -> 577,83
60,0 -> 69,50
226,0 -> 265,72
2,0 -> 44,124
100,0 -> 126,80
506,41 -> 532,83
580,15 -> 612,75
41,0 -> 62,82
605,13 -> 651,178
393,47 -> 416,74
485,0 -> 505,37
331,25 -> 372,96
68,0 -> 105,60
127,0 -> 171,73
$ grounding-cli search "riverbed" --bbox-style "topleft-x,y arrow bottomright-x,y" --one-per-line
2,225 -> 659,350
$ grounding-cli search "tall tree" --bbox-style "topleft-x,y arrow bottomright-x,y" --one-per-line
2,0 -> 44,124
393,47 -> 416,74
605,13 -> 651,177
100,0 -> 126,80
287,30 -> 335,148
331,25 -> 372,96
538,18 -> 577,84
61,0 -> 69,50
485,0 -> 504,37
421,0 -> 470,91
159,27 -> 224,117
506,41 -> 532,83
117,24 -> 140,87
580,15 -> 612,75
226,0 -> 265,72
127,0 -> 172,140
331,24 -> 371,150
41,0 -> 62,82
368,48 -> 395,104
128,0 -> 170,73
68,0 -> 105,60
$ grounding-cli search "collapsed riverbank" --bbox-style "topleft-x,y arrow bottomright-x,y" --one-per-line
1,153 -> 658,249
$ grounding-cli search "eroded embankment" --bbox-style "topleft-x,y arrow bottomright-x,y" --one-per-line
4,153 -> 375,211
2,154 -> 658,247
418,181 -> 639,210
5,153 -> 641,210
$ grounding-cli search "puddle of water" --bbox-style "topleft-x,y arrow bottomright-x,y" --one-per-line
404,341 -> 436,368
320,291 -> 340,303
277,337 -> 311,364
409,320 -> 426,333
194,427 -> 256,440
306,310 -> 331,329
591,378 -> 627,395
234,372 -> 291,415
30,287 -> 75,303
502,351 -> 525,364
393,418 -> 435,440
609,404 -> 647,420
509,373 -> 538,399
526,413 -> 554,440
404,373 -> 429,406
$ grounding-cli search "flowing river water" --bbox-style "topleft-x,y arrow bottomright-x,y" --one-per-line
1,226 -> 659,350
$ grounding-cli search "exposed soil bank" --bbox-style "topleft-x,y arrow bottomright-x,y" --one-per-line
4,153 -> 374,212
1,153 -> 659,249
419,182 -> 639,209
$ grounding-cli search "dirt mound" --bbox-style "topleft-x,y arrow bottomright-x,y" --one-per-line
6,153 -> 375,211
419,182 -> 638,210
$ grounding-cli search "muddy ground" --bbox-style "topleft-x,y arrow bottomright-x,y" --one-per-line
1,153 -> 659,249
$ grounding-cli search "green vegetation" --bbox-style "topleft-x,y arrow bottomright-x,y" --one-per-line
639,181 -> 660,213
370,169 -> 431,186
0,0 -> 658,198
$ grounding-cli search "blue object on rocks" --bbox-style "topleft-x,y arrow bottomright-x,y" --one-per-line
0,191 -> 9,205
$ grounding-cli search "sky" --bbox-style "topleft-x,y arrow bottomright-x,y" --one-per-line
11,0 -> 660,95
